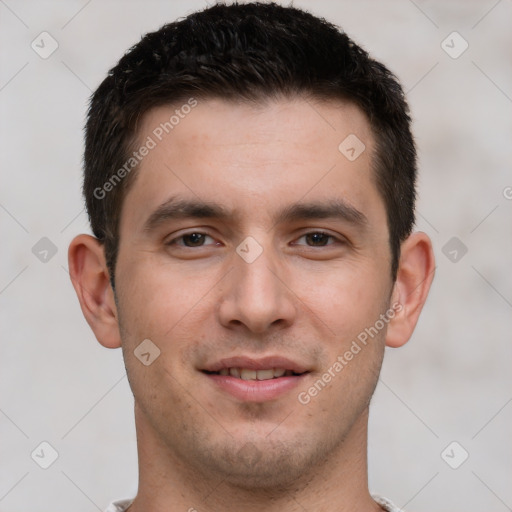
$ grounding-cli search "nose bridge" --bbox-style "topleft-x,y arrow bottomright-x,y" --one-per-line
218,235 -> 296,333
237,239 -> 278,299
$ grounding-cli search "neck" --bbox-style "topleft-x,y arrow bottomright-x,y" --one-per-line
127,404 -> 381,512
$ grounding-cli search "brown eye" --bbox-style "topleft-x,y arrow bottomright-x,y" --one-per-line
304,232 -> 332,246
166,232 -> 217,248
182,233 -> 207,247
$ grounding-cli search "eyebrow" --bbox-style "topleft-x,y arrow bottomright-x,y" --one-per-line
143,197 -> 231,232
277,200 -> 368,227
143,195 -> 368,232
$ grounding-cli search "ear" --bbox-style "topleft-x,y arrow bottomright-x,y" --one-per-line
68,234 -> 122,349
386,232 -> 435,348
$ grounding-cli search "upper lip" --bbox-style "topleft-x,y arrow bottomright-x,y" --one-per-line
201,355 -> 310,374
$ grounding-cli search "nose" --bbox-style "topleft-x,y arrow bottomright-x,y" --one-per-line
217,240 -> 297,334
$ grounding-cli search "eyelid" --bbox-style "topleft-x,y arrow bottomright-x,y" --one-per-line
163,229 -> 347,248
291,230 -> 346,246
165,230 -> 218,247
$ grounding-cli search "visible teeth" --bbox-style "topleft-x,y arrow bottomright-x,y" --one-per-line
220,368 -> 292,380
256,369 -> 274,380
240,369 -> 257,380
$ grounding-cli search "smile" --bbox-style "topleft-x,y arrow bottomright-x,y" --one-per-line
204,367 -> 303,380
201,356 -> 310,402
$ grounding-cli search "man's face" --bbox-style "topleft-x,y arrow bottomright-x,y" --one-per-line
114,97 -> 394,487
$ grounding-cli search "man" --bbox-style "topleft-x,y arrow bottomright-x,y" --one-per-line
68,2 -> 435,511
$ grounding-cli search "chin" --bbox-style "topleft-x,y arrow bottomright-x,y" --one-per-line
199,436 -> 328,492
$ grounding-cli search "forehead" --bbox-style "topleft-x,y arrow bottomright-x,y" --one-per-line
121,96 -> 384,232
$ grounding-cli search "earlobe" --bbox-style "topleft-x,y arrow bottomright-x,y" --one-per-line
68,234 -> 122,349
385,232 -> 435,348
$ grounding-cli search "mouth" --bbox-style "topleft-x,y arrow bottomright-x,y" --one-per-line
200,356 -> 310,402
203,367 -> 304,380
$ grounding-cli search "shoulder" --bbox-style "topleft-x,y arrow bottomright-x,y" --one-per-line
372,494 -> 405,512
103,498 -> 134,512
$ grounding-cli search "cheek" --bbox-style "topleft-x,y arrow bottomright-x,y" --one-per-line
115,253 -> 214,341
115,255 -> 221,400
292,260 -> 390,340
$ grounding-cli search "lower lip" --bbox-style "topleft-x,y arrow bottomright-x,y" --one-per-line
203,373 -> 306,402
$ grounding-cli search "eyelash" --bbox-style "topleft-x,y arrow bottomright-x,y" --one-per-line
166,231 -> 343,248
166,232 -> 218,248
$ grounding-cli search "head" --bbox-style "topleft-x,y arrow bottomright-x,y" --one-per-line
69,1 -> 434,494
84,1 -> 416,286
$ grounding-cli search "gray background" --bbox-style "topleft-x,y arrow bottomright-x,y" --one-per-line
1,0 -> 511,510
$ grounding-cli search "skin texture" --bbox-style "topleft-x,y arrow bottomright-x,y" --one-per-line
69,97 -> 435,512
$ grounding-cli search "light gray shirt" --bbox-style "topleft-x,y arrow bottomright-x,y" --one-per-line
104,495 -> 404,511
